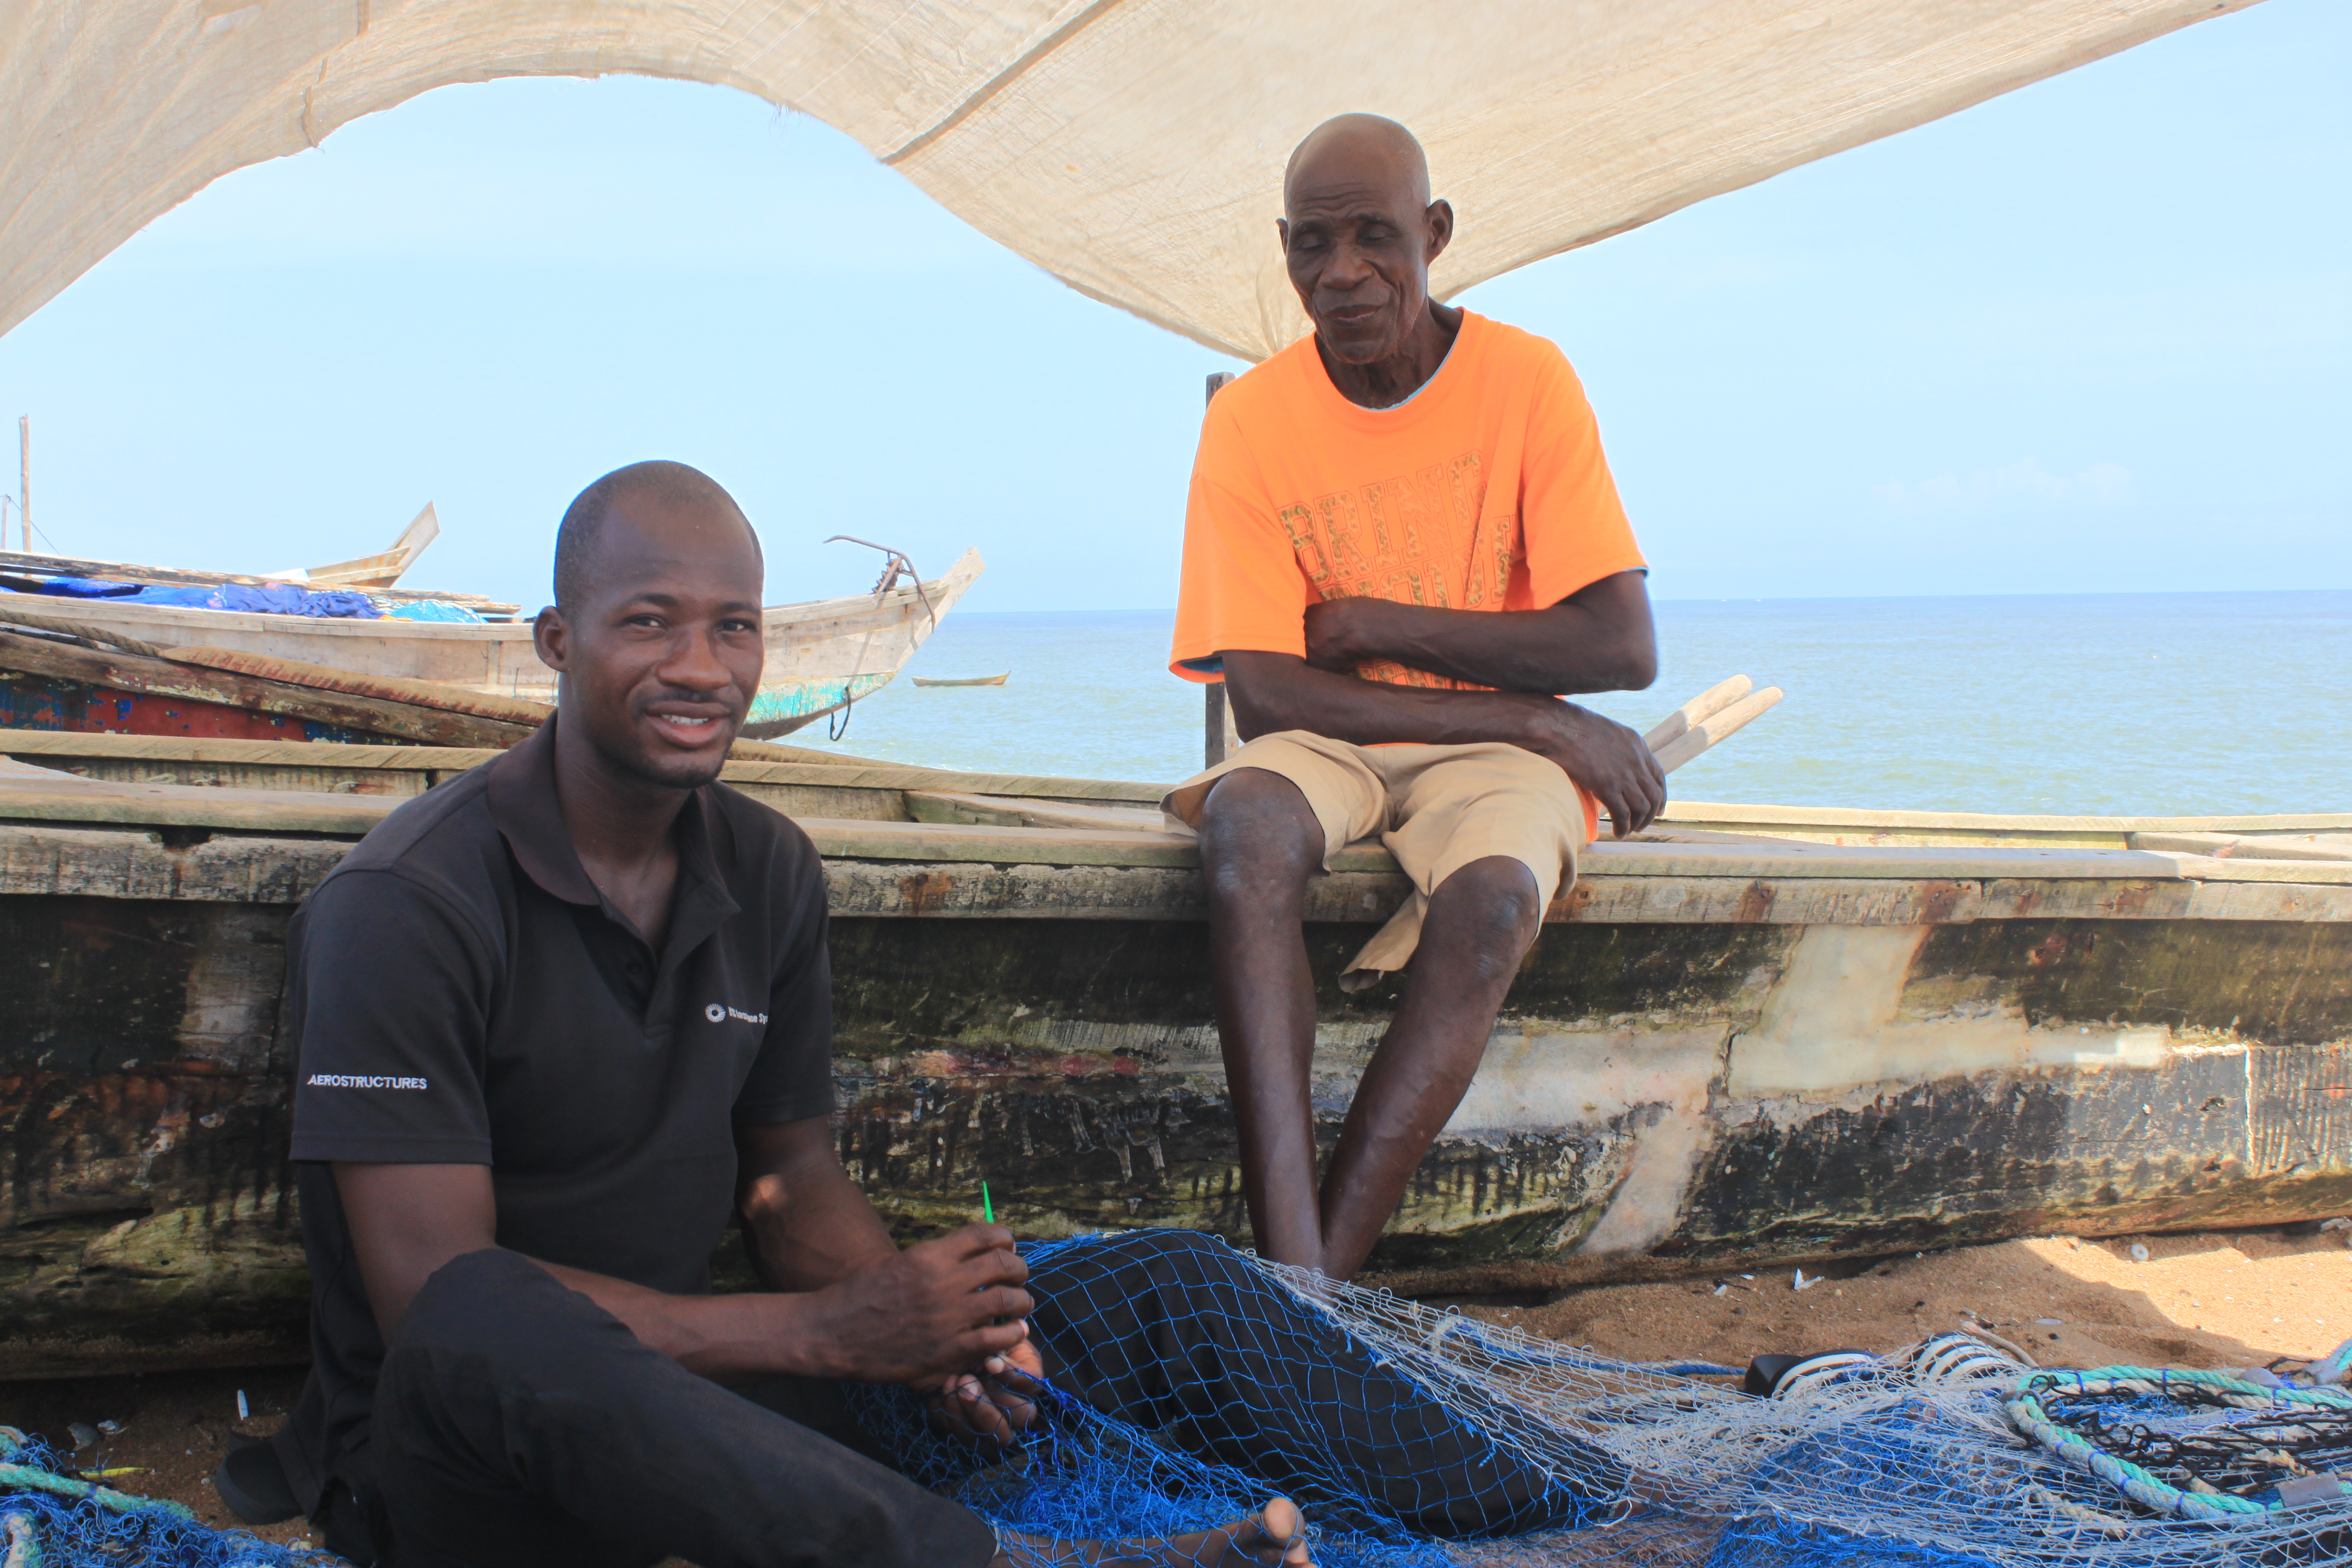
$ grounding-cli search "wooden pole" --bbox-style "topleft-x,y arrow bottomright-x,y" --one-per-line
16,417 -> 26,552
1202,372 -> 1237,768
1641,674 -> 1752,754
1203,683 -> 1243,768
1650,685 -> 1783,774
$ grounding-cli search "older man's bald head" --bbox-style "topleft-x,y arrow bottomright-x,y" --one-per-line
1276,115 -> 1454,380
1283,114 -> 1430,213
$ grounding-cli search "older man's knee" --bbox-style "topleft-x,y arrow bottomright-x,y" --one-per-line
1197,769 -> 1323,882
1430,856 -> 1544,945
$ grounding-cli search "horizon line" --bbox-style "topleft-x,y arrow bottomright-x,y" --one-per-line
942,585 -> 2352,615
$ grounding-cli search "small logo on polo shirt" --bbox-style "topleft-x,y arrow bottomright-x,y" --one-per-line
705,1003 -> 768,1026
307,1074 -> 429,1090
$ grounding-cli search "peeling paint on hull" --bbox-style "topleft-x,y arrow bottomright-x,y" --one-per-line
2,826 -> 2349,1376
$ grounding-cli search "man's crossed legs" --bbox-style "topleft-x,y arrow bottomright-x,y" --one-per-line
362,1231 -> 1606,1568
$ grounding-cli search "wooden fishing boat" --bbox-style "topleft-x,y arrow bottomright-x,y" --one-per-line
0,548 -> 982,738
0,509 -> 507,611
2,728 -> 2347,1378
912,673 -> 1010,687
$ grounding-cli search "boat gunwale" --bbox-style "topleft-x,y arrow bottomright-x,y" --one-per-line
3,786 -> 2351,893
1673,798 -> 2352,835
0,729 -> 1169,801
5,820 -> 2351,931
2,730 -> 2348,836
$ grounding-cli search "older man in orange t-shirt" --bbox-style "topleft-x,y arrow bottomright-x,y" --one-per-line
1163,115 -> 1666,1283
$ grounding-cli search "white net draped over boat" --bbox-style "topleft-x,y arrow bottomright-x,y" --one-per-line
3,0 -> 2259,358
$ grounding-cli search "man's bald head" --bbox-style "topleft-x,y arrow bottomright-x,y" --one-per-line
1283,114 -> 1430,215
1277,115 -> 1453,375
554,461 -> 756,613
537,460 -> 765,791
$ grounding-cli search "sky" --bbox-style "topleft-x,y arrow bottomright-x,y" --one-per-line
0,0 -> 2343,616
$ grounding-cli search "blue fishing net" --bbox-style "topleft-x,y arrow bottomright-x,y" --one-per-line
15,1228 -> 2352,1568
378,599 -> 485,623
11,578 -> 382,617
0,1429 -> 308,1568
846,1231 -> 2352,1568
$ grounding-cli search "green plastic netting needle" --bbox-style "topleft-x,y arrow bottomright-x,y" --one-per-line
982,1180 -> 994,1224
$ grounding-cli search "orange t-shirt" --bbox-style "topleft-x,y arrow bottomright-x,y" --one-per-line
1169,311 -> 1645,841
1171,311 -> 1644,685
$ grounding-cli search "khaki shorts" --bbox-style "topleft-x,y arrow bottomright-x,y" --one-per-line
1161,731 -> 1591,989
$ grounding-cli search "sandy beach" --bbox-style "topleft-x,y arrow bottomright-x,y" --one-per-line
9,1222 -> 2349,1555
1456,1226 -> 2352,1375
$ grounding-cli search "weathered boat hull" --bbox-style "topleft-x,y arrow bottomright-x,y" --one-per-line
0,669 -> 390,744
2,748 -> 2348,1377
825,908 -> 2352,1288
0,548 -> 981,738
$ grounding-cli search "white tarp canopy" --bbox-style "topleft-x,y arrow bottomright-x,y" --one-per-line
2,0 -> 2256,360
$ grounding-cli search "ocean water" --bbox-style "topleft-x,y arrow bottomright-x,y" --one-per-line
786,591 -> 2352,819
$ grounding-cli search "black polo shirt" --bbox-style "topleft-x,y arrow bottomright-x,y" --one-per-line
279,716 -> 833,1507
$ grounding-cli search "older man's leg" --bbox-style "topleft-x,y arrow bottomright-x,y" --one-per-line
1195,768 -> 1328,1272
1317,856 -> 1541,1281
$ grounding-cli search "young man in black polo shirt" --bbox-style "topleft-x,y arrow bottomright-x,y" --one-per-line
237,462 -> 1610,1568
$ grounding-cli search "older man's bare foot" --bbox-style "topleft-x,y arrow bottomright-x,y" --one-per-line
993,1495 -> 1310,1567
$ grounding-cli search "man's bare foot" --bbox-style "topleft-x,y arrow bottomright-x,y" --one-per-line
994,1495 -> 1310,1567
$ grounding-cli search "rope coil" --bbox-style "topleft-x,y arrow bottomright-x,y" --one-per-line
2004,1366 -> 2352,1521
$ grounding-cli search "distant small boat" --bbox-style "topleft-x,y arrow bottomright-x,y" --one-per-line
912,672 -> 1010,687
